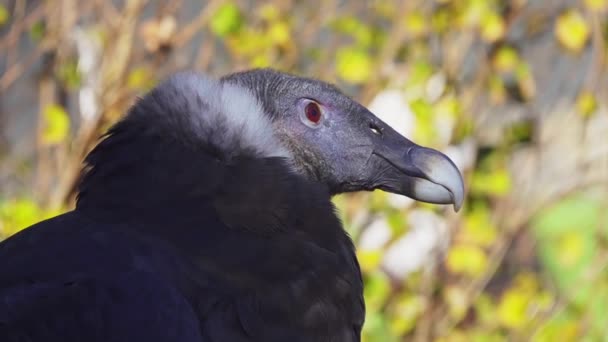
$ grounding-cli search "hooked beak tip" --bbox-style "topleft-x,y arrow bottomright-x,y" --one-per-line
410,147 -> 465,212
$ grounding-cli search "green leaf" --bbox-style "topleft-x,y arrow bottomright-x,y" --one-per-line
30,21 -> 45,41
210,3 -> 243,37
42,104 -> 70,145
57,60 -> 82,90
532,194 -> 604,305
363,271 -> 391,312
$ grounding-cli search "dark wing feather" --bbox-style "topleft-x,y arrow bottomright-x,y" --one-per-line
0,213 -> 203,342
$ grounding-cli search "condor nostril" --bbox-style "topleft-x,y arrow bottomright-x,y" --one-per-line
369,123 -> 382,136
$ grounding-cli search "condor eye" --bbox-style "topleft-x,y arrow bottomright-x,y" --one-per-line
304,102 -> 322,124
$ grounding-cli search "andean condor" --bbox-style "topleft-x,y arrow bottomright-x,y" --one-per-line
0,69 -> 464,341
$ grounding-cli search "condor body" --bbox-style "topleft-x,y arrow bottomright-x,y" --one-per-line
0,70 -> 463,341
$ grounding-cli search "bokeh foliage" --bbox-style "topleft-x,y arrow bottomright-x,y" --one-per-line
1,0 -> 608,341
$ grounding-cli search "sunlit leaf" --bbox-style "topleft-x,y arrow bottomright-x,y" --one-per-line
251,54 -> 271,68
497,289 -> 529,329
127,67 -> 155,91
0,4 -> 9,26
404,12 -> 427,38
432,8 -> 451,33
435,97 -> 462,119
471,168 -> 512,196
555,10 -> 590,53
584,0 -> 608,11
408,60 -> 434,87
409,98 -> 437,145
480,12 -> 505,42
576,90 -> 598,118
362,310 -> 399,342
389,295 -> 424,336
460,0 -> 492,27
515,63 -> 536,100
42,104 -> 70,145
492,46 -> 520,73
0,200 -> 40,237
474,294 -> 497,327
357,249 -> 383,273
364,271 -> 391,312
556,232 -> 586,267
532,313 -> 581,342
336,47 -> 372,83
210,3 -> 243,37
460,204 -> 498,247
446,244 -> 488,277
258,3 -> 280,21
268,21 -> 290,45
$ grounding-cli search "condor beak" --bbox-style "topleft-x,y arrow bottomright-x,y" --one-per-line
372,127 -> 465,211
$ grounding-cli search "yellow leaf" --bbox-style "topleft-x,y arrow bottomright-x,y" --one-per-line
461,206 -> 498,247
460,0 -> 491,27
555,10 -> 590,53
258,3 -> 280,21
584,0 -> 608,11
357,250 -> 382,272
556,232 -> 585,267
0,4 -> 9,26
446,244 -> 488,277
471,168 -> 512,196
210,3 -> 243,37
516,63 -> 537,100
497,288 -> 530,329
576,90 -> 598,118
250,54 -> 271,68
127,67 -> 155,91
404,12 -> 427,37
0,200 -> 40,237
42,104 -> 70,145
489,75 -> 507,104
481,12 -> 506,42
268,21 -> 290,45
390,295 -> 424,335
492,46 -> 520,73
336,48 -> 372,84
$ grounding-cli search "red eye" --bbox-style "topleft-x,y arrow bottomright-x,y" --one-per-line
305,102 -> 322,124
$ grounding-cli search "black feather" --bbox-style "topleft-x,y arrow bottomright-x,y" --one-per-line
0,72 -> 364,341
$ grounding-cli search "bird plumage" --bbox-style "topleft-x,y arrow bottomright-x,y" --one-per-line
1,71 -> 363,341
0,69 -> 464,341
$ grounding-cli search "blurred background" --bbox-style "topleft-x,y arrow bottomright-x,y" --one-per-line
1,0 -> 607,340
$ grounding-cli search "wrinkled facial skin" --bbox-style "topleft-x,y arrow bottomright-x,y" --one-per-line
222,69 -> 464,211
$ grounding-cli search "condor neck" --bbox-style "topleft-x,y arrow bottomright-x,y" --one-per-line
75,126 -> 338,243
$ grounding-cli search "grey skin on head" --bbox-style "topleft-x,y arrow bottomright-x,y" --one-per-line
221,69 -> 465,210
